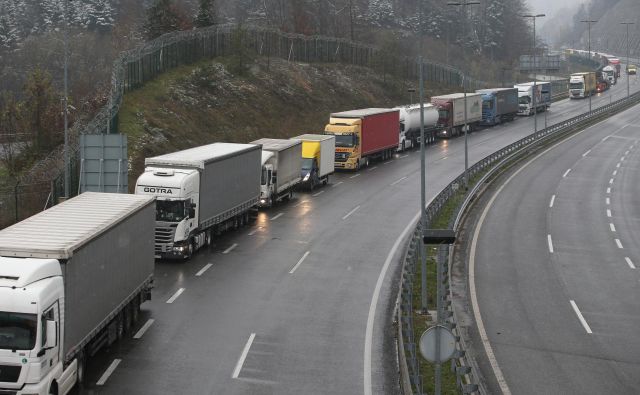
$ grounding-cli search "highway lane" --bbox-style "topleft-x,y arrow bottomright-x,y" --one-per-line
78,72 -> 640,394
468,99 -> 640,393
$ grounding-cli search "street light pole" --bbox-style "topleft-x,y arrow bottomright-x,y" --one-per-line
621,22 -> 635,99
521,14 -> 545,136
63,0 -> 70,199
581,19 -> 597,113
448,0 -> 479,190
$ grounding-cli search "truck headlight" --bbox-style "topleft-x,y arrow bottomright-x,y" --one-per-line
303,174 -> 310,182
260,199 -> 266,204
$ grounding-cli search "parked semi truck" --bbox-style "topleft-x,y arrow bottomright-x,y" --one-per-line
324,108 -> 399,170
290,134 -> 335,190
394,103 -> 439,150
569,72 -> 597,99
430,93 -> 483,138
515,82 -> 551,115
251,138 -> 302,207
475,88 -> 519,126
136,143 -> 261,259
0,192 -> 155,395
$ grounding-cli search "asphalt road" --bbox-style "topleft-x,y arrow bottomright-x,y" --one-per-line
78,71 -> 640,395
467,78 -> 640,393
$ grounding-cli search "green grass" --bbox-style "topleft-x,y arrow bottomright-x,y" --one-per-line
409,171 -> 487,394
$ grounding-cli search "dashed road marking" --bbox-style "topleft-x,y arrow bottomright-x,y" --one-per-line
223,243 -> 238,254
607,209 -> 612,217
133,319 -> 155,339
270,213 -> 284,220
196,263 -> 213,276
626,257 -> 636,269
563,169 -> 572,178
289,251 -> 311,274
342,205 -> 361,220
616,239 -> 624,249
549,195 -> 556,208
166,288 -> 185,304
350,173 -> 361,179
232,333 -> 256,379
582,149 -> 591,157
390,176 -> 408,186
610,223 -> 616,232
548,235 -> 554,253
332,182 -> 344,188
570,301 -> 593,334
312,191 -> 325,197
96,359 -> 122,386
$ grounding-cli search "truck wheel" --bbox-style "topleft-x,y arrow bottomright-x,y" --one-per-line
76,351 -> 86,387
186,242 -> 194,260
355,160 -> 360,171
309,180 -> 315,191
205,230 -> 212,247
323,175 -> 329,185
48,382 -> 58,395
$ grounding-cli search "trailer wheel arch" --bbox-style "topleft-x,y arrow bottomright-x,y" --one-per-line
48,380 -> 59,395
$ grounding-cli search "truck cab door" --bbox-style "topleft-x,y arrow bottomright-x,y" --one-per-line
40,303 -> 60,374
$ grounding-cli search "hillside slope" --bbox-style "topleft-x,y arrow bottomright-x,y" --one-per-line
119,57 -> 451,188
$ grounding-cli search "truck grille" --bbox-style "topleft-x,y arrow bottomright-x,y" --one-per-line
155,226 -> 176,253
335,152 -> 349,162
0,364 -> 21,383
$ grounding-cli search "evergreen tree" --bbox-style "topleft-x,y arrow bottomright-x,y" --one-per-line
23,68 -> 60,153
194,0 -> 216,28
0,1 -> 20,50
87,0 -> 115,32
366,0 -> 394,27
144,0 -> 180,40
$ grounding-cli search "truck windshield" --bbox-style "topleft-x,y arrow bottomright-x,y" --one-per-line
569,82 -> 584,90
156,200 -> 186,222
301,158 -> 314,171
437,109 -> 449,120
334,134 -> 355,148
518,96 -> 530,105
482,100 -> 493,109
0,312 -> 37,350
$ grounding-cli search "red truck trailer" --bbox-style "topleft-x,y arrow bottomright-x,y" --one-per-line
324,108 -> 399,170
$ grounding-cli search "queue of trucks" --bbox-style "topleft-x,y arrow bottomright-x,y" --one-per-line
0,75 -> 563,394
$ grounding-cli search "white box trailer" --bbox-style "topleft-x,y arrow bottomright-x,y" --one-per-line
290,134 -> 335,190
251,138 -> 302,207
0,192 -> 155,395
430,93 -> 483,137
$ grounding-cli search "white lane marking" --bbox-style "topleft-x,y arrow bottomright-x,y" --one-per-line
466,125 -> 601,395
289,251 -> 311,274
602,136 -> 609,142
616,163 -> 621,168
399,154 -> 409,158
616,239 -> 624,249
382,160 -> 393,165
350,173 -> 361,179
342,205 -> 361,220
365,210 -> 421,395
96,359 -> 122,386
390,176 -> 408,186
232,333 -> 256,379
613,170 -> 618,176
223,243 -> 238,254
332,181 -> 344,188
312,190 -> 325,197
625,150 -> 630,155
609,178 -> 614,184
166,288 -> 185,304
606,198 -> 611,205
270,213 -> 284,220
562,169 -> 571,178
625,257 -> 636,269
582,149 -> 591,157
294,200 -> 308,207
548,235 -> 554,253
610,223 -> 616,232
133,319 -> 155,339
621,157 -> 626,162
570,300 -> 593,334
607,209 -> 612,217
549,195 -> 556,208
248,229 -> 258,236
368,166 -> 378,171
196,263 -> 213,276
607,187 -> 611,194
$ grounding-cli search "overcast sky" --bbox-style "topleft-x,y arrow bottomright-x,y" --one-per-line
527,0 -> 589,18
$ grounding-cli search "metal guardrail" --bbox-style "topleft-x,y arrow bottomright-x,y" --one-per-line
397,89 -> 640,394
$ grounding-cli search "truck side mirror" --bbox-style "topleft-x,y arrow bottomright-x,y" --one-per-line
45,320 -> 57,348
271,175 -> 277,184
189,208 -> 196,219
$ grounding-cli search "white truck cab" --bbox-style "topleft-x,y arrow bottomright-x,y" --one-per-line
136,167 -> 200,258
259,151 -> 276,207
0,258 -> 74,395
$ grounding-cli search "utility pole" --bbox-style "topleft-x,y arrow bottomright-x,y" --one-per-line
449,0 -> 480,190
581,19 -> 597,113
521,14 -> 545,136
419,0 -> 428,319
621,22 -> 635,99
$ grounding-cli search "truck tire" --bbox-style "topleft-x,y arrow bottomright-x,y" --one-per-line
323,175 -> 329,185
356,160 -> 360,171
48,382 -> 58,395
76,351 -> 87,387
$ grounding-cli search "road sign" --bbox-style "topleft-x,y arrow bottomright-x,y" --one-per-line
419,325 -> 456,363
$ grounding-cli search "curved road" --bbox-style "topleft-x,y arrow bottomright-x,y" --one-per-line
469,82 -> 640,392
79,72 -> 640,394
